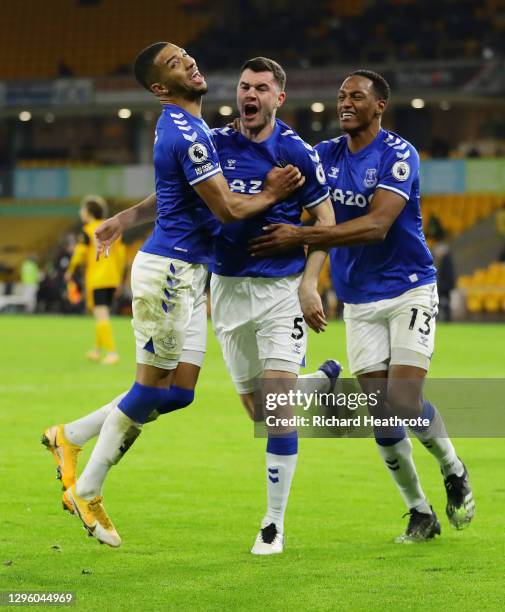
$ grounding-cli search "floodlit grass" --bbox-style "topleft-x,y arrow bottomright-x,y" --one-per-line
1,316 -> 504,610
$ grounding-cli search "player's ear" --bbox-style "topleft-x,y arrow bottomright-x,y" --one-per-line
377,99 -> 387,115
276,91 -> 286,109
150,82 -> 169,96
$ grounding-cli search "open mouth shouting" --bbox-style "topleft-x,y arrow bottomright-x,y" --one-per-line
243,102 -> 259,121
190,68 -> 205,85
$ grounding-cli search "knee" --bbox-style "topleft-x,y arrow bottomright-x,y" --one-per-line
387,384 -> 423,418
240,394 -> 259,421
174,387 -> 195,408
157,386 -> 195,415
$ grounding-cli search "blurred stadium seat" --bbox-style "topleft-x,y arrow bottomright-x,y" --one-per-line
458,261 -> 505,313
1,0 -> 502,78
422,195 -> 504,238
0,0 -> 212,79
0,211 -> 75,275
0,0 -> 503,321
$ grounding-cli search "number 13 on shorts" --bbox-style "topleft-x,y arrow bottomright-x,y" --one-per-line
398,303 -> 436,355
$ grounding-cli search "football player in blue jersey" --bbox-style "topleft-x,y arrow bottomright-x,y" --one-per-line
251,70 -> 475,543
51,54 -> 339,554
42,42 -> 305,548
209,57 -> 336,554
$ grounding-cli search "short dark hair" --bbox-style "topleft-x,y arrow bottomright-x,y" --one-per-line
81,195 -> 108,220
347,69 -> 391,102
240,57 -> 286,90
134,42 -> 168,91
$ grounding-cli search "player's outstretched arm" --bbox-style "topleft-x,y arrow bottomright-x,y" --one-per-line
250,188 -> 405,255
64,239 -> 87,282
193,165 -> 305,223
299,198 -> 335,333
95,192 -> 157,254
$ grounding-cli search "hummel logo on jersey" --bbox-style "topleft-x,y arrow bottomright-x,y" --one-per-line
169,112 -> 199,143
183,132 -> 198,143
385,133 -> 411,160
364,168 -> 378,188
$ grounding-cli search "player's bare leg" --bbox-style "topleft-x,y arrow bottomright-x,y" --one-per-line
239,360 -> 342,419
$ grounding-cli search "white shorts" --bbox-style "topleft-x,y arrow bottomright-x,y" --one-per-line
131,251 -> 208,370
344,283 -> 439,376
211,273 -> 307,393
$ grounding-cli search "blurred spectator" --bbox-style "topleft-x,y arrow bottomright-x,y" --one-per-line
427,217 -> 455,322
187,0 -> 500,70
467,146 -> 481,158
430,138 -> 450,159
434,241 -> 456,322
37,234 -> 83,314
57,60 -> 74,77
20,254 -> 40,313
496,203 -> 505,237
0,262 -> 14,280
426,215 -> 445,241
497,203 -> 505,262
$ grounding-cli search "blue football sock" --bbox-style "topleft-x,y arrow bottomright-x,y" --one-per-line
374,424 -> 406,447
410,399 -> 435,433
118,383 -> 195,424
156,386 -> 194,415
266,430 -> 298,455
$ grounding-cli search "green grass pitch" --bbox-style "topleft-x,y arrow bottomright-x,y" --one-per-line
1,316 -> 504,610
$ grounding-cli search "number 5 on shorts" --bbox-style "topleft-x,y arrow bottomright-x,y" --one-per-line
291,316 -> 304,340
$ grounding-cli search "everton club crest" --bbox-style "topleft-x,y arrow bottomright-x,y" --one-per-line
364,168 -> 378,188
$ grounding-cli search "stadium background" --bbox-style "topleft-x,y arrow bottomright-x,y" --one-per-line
1,1 -> 504,610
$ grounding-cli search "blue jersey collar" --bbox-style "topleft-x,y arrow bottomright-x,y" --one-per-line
235,119 -> 282,148
345,128 -> 386,159
162,103 -> 205,124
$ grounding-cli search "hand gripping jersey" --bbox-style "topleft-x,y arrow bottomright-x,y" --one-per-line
141,103 -> 222,263
315,128 -> 436,304
210,120 -> 329,277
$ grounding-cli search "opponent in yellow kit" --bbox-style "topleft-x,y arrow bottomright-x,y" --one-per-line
66,195 -> 126,364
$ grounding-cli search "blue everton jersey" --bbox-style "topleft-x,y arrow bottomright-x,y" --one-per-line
315,128 -> 436,303
210,120 -> 329,277
141,104 -> 222,263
